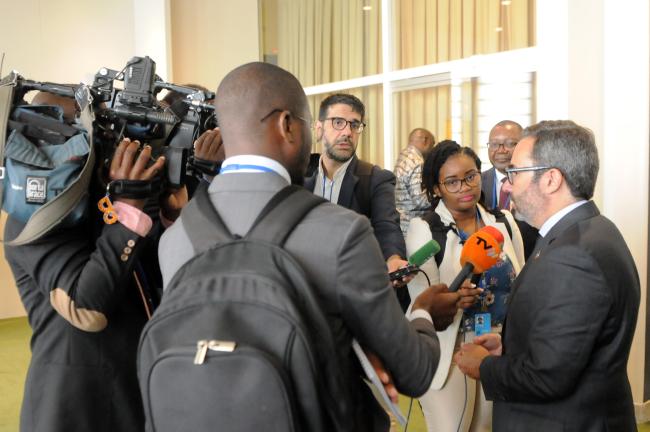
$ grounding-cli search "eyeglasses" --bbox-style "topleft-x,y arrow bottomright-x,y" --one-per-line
440,171 -> 480,193
260,108 -> 311,126
505,166 -> 551,184
487,141 -> 518,151
323,117 -> 365,134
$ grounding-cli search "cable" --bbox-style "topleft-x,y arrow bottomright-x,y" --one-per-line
455,333 -> 469,432
403,397 -> 414,432
415,268 -> 431,286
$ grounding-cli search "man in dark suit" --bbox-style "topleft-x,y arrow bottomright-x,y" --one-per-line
482,120 -> 538,259
304,94 -> 411,308
159,63 -> 475,430
455,120 -> 640,431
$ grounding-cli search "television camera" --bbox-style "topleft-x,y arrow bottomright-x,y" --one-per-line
1,56 -> 218,188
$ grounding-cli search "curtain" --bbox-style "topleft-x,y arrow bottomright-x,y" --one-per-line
268,0 -> 535,166
277,0 -> 384,162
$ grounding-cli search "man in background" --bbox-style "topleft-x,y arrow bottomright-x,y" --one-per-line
482,119 -> 537,259
304,93 -> 411,309
394,127 -> 436,235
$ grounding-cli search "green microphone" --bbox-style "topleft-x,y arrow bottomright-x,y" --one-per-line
389,240 -> 441,281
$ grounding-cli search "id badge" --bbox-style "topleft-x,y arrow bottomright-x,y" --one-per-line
474,313 -> 491,336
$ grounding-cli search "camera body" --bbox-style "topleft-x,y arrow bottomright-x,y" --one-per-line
92,56 -> 217,187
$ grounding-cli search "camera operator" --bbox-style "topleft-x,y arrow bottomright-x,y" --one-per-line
4,91 -> 186,432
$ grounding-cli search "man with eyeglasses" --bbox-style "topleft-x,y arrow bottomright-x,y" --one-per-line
394,128 -> 436,235
455,120 -> 640,432
482,120 -> 538,259
481,120 -> 523,210
304,93 -> 412,310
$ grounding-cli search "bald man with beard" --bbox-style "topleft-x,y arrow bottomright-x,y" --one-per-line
157,62 -> 459,431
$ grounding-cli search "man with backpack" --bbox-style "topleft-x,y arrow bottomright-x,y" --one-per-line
151,62 -> 461,431
304,93 -> 411,310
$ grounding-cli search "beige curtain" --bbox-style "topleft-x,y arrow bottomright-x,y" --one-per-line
270,0 -> 535,166
276,0 -> 384,164
395,0 -> 535,68
392,0 -> 534,158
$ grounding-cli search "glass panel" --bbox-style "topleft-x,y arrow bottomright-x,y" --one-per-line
393,0 -> 536,70
475,71 -> 535,167
260,0 -> 382,86
307,85 -> 384,166
392,85 -> 452,168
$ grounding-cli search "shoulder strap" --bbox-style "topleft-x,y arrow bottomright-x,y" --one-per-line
246,185 -> 326,246
353,159 -> 373,218
422,211 -> 452,267
485,207 -> 513,239
0,73 -> 15,219
181,182 -> 235,255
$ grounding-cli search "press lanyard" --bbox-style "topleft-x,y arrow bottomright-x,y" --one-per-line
321,175 -> 334,202
219,164 -> 275,174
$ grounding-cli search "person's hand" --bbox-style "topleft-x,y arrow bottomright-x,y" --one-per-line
454,343 -> 490,380
160,186 -> 189,222
386,255 -> 414,287
109,138 -> 165,209
194,128 -> 224,163
411,283 -> 458,330
456,280 -> 483,309
472,332 -> 502,356
366,350 -> 398,404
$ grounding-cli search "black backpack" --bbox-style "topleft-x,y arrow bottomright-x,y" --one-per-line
423,207 -> 513,266
138,185 -> 352,432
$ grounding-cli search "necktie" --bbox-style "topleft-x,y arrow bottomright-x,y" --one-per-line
499,177 -> 510,210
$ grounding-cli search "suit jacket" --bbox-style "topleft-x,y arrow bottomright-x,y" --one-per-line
481,167 -> 538,260
480,201 -> 640,432
304,155 -> 406,261
4,210 -> 158,432
481,167 -> 499,210
159,172 -> 441,431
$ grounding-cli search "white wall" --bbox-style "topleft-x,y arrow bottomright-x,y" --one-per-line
0,0 -> 139,319
0,0 -> 261,319
537,0 -> 650,405
170,0 -> 260,89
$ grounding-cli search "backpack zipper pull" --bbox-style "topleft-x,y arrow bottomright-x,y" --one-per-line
207,340 -> 236,353
194,340 -> 209,365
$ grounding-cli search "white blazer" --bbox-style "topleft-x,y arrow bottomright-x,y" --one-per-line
406,201 -> 525,390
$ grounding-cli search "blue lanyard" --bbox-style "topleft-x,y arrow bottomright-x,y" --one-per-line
219,164 -> 275,174
321,175 -> 334,202
492,173 -> 499,208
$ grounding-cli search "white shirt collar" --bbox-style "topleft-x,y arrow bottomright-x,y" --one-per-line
317,154 -> 354,182
494,169 -> 506,183
220,155 -> 291,184
539,200 -> 588,237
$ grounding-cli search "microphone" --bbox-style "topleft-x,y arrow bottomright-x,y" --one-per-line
448,226 -> 504,292
389,239 -> 441,281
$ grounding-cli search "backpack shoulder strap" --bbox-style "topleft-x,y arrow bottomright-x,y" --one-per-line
181,183 -> 235,255
246,185 -> 326,246
422,211 -> 452,267
353,159 -> 373,218
485,207 -> 513,239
